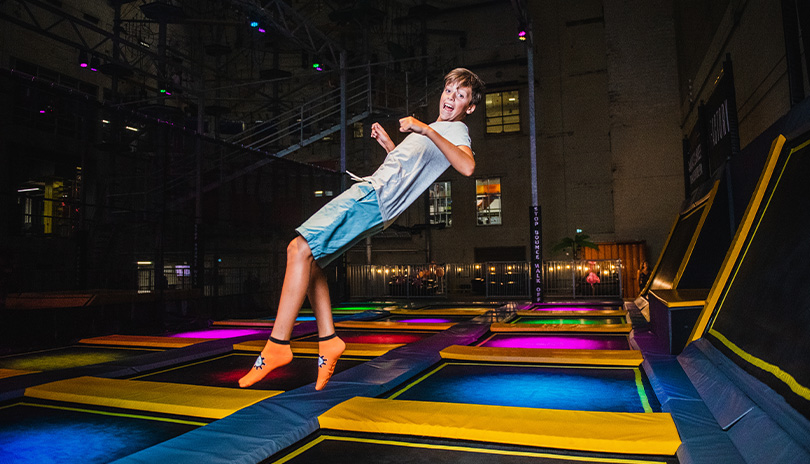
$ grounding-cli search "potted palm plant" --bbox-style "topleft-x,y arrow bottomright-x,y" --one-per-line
551,232 -> 599,297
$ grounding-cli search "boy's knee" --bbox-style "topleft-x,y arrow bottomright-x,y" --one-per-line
287,236 -> 313,262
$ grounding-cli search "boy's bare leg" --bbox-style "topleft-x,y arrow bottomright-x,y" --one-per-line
238,236 -> 313,388
307,264 -> 334,336
307,264 -> 345,390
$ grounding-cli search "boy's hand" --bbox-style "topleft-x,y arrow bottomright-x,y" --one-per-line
371,122 -> 395,153
399,116 -> 429,135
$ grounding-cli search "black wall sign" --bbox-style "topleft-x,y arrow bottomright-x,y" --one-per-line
683,105 -> 710,197
530,205 -> 543,303
704,56 -> 741,178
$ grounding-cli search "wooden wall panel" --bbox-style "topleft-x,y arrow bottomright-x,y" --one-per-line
582,241 -> 647,299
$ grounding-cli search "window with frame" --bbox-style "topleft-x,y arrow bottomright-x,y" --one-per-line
352,122 -> 364,138
485,90 -> 520,134
476,178 -> 501,226
429,181 -> 452,227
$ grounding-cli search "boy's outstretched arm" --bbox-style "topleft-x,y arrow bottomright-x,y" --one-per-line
370,122 -> 395,153
399,116 -> 475,177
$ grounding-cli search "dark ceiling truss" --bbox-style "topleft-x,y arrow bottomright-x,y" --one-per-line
0,0 -> 201,92
234,0 -> 343,67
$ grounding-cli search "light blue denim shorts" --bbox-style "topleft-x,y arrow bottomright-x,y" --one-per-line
296,182 -> 384,267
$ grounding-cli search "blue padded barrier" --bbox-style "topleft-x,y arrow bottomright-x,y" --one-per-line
682,339 -> 810,463
642,352 -> 744,464
111,321 -> 490,464
678,344 -> 756,430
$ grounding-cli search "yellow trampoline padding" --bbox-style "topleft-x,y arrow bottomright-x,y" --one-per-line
649,289 -> 708,308
5,292 -> 96,310
388,308 -> 490,316
212,319 -> 276,327
79,334 -> 210,348
25,376 -> 282,419
439,345 -> 643,366
319,397 -> 681,455
0,368 -> 38,379
490,322 -> 633,333
335,320 -> 455,331
233,339 -> 403,357
515,309 -> 627,317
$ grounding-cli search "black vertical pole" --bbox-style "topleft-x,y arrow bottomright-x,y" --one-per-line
782,0 -> 806,106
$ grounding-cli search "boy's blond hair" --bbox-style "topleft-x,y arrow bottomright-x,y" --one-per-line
444,68 -> 485,106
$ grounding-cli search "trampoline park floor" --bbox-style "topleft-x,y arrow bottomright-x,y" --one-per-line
477,332 -> 632,350
0,398 -> 208,464
378,314 -> 477,323
509,315 -> 627,325
526,303 -> 625,312
266,430 -> 679,464
127,352 -> 369,391
294,328 -> 437,344
0,300 -> 678,463
384,360 -> 660,413
0,345 -> 164,372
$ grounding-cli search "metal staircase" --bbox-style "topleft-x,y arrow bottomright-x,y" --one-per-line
219,71 -> 377,184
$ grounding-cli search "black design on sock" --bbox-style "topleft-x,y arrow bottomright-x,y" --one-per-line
269,336 -> 291,345
318,333 -> 337,342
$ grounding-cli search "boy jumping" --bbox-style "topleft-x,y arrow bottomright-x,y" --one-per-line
239,68 -> 485,390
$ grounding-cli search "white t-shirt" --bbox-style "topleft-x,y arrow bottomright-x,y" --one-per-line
364,121 -> 471,225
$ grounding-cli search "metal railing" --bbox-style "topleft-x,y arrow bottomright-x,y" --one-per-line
347,264 -> 447,299
346,260 -> 623,300
542,259 -> 623,298
137,265 -> 274,297
8,260 -> 623,302
347,262 -> 534,299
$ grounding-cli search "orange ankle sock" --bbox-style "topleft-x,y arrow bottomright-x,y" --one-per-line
315,334 -> 345,391
238,337 -> 293,388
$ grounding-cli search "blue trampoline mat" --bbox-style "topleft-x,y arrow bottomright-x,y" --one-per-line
0,402 -> 202,464
388,362 -> 660,413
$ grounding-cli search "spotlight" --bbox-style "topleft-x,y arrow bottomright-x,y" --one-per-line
89,56 -> 100,72
250,20 -> 259,27
312,63 -> 323,71
78,50 -> 89,68
518,30 -> 527,41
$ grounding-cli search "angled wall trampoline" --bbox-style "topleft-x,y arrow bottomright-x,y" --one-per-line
634,98 -> 810,355
644,127 -> 810,463
631,179 -> 735,354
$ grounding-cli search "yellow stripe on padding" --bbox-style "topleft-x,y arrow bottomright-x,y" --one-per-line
25,376 -> 282,419
648,289 -> 708,308
80,334 -> 211,348
319,397 -> 681,455
0,368 -> 38,379
491,322 -> 633,333
335,320 -> 455,331
709,329 -> 810,401
233,339 -> 403,357
440,345 -> 643,366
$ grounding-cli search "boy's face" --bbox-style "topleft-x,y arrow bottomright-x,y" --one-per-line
438,81 -> 476,122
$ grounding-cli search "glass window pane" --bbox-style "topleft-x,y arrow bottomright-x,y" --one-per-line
429,181 -> 452,227
475,177 -> 502,226
485,91 -> 519,134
